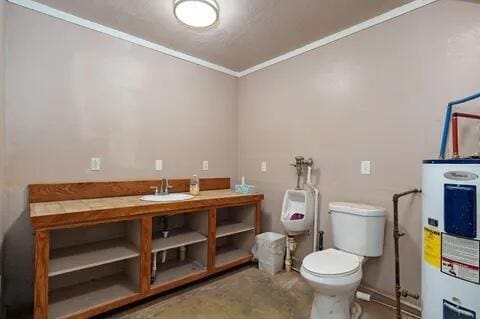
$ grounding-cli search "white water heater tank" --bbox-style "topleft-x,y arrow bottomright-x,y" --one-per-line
422,159 -> 480,319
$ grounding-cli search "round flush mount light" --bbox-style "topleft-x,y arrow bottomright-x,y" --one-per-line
173,0 -> 219,28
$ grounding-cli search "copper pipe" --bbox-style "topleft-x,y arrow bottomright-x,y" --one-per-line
393,189 -> 421,319
452,112 -> 480,158
452,115 -> 459,158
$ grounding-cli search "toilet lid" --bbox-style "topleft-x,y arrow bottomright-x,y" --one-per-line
303,248 -> 360,277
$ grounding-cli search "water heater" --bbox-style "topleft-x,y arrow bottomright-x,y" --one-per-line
422,159 -> 480,319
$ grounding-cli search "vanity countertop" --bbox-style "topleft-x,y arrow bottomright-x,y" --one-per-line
30,189 -> 263,230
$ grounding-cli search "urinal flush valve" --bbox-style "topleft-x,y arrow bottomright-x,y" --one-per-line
290,156 -> 313,190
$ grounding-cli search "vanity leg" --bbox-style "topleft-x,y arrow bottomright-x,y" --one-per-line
255,201 -> 262,234
207,208 -> 216,272
34,230 -> 49,319
140,216 -> 152,294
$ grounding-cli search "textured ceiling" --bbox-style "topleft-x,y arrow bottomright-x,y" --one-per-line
33,0 -> 414,72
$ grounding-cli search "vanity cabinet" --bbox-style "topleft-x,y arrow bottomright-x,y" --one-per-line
29,178 -> 263,319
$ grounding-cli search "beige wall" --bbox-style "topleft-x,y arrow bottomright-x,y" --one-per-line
4,4 -> 237,309
0,0 -> 5,307
237,0 -> 480,304
3,0 -> 480,312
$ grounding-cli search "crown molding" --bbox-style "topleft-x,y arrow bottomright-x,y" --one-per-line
8,0 -> 439,78
7,0 -> 240,77
237,0 -> 439,77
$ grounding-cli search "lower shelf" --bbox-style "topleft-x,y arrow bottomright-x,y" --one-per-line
49,274 -> 137,319
152,228 -> 207,253
215,246 -> 252,268
152,259 -> 206,287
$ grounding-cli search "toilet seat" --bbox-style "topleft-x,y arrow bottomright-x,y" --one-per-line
303,248 -> 361,278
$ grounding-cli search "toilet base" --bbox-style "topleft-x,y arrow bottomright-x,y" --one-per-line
310,293 -> 362,319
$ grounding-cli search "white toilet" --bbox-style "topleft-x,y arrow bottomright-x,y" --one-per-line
300,202 -> 386,319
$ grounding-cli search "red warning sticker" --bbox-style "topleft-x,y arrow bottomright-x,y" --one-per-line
441,233 -> 480,284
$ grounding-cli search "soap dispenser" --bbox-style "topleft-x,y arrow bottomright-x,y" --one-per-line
190,174 -> 200,196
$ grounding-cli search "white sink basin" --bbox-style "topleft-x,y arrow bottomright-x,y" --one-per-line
140,193 -> 194,202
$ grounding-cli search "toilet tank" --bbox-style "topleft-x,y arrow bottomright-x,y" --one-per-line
329,202 -> 386,257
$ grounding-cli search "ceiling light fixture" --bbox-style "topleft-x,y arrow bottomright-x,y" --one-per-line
173,0 -> 219,28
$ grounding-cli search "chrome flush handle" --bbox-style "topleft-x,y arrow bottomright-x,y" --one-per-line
150,186 -> 160,196
164,179 -> 173,195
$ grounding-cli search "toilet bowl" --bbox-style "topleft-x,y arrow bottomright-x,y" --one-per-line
301,249 -> 363,319
300,202 -> 386,319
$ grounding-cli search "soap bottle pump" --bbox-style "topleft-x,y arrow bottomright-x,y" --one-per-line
190,174 -> 200,196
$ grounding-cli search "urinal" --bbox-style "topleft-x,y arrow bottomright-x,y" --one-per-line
280,189 -> 314,235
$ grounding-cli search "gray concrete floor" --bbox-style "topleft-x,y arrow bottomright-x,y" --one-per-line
108,266 -> 415,319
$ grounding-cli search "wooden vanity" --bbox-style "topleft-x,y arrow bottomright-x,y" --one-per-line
29,178 -> 263,319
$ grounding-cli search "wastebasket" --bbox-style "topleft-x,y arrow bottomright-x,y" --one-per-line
252,232 -> 286,275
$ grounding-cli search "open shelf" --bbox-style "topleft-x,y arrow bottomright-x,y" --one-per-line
151,239 -> 208,288
49,239 -> 139,277
49,220 -> 142,278
152,259 -> 206,286
216,221 -> 255,238
215,231 -> 254,268
152,228 -> 207,253
49,273 -> 137,318
48,259 -> 139,319
215,246 -> 252,268
215,206 -> 256,269
216,204 -> 255,238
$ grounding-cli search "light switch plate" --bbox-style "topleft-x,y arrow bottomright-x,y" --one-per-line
361,160 -> 371,175
155,160 -> 163,171
90,157 -> 101,171
202,160 -> 209,171
261,161 -> 267,172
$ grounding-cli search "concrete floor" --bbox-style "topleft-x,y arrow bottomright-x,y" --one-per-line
107,266 -> 416,319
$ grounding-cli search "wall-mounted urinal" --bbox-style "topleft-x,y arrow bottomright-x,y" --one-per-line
280,189 -> 314,235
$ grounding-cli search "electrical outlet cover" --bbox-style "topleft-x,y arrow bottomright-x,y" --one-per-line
261,161 -> 267,172
90,157 -> 101,171
361,160 -> 371,175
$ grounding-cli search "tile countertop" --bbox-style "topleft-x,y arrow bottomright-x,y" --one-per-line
30,189 -> 264,230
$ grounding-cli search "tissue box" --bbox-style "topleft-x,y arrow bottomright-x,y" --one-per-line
234,184 -> 256,194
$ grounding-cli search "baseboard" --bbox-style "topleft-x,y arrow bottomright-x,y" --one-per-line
358,285 -> 421,318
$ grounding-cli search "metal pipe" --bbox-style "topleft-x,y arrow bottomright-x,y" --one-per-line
317,230 -> 324,251
285,236 -> 296,272
393,189 -> 421,319
151,252 -> 157,284
453,112 -> 480,120
291,156 -> 305,190
452,115 -> 459,158
305,165 -> 320,252
451,112 -> 480,158
439,91 -> 480,159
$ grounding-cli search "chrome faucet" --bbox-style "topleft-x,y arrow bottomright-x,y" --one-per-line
162,179 -> 173,195
151,179 -> 173,196
150,186 -> 160,196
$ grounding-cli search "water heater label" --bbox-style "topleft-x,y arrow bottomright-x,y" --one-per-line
444,171 -> 479,181
424,227 -> 441,269
441,233 -> 480,284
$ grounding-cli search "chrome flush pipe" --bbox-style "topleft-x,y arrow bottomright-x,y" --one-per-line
305,165 -> 320,252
